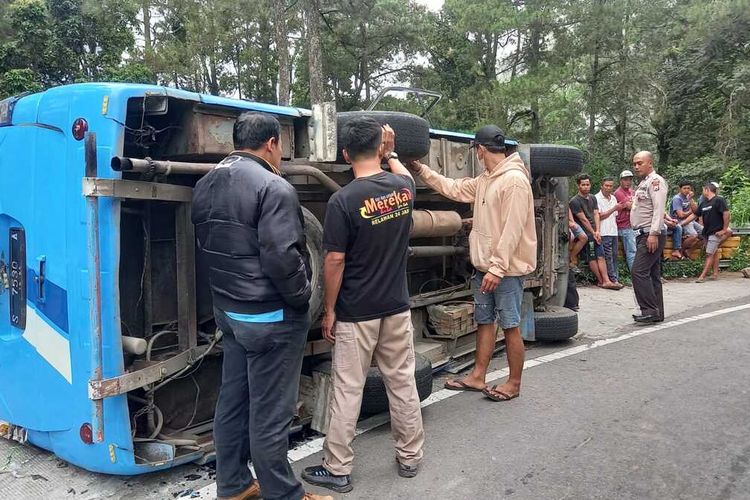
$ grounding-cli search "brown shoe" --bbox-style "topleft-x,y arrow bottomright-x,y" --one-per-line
217,481 -> 261,500
303,493 -> 334,500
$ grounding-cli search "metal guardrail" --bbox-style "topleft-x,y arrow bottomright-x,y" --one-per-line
730,226 -> 750,236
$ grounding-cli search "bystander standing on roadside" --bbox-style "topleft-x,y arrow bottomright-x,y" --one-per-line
570,174 -> 621,290
568,207 -> 588,273
630,151 -> 667,324
681,181 -> 733,283
595,176 -> 625,287
192,112 -> 330,500
407,125 -> 536,403
302,120 -> 424,493
614,170 -> 636,271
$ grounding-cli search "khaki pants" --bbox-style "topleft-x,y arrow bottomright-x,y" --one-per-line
322,310 -> 425,475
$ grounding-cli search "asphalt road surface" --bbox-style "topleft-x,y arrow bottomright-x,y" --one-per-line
1,284 -> 748,500
296,299 -> 750,500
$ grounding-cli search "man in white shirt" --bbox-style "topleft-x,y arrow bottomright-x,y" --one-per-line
595,176 -> 624,288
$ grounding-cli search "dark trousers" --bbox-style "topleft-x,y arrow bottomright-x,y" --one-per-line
213,308 -> 309,500
632,233 -> 666,318
601,235 -> 619,282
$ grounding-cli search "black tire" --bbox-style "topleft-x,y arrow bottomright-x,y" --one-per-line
336,111 -> 431,163
302,207 -> 324,322
534,306 -> 578,341
529,144 -> 585,177
313,353 -> 433,416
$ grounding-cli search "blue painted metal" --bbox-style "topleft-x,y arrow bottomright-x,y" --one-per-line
430,128 -> 519,146
520,291 -> 536,341
26,269 -> 68,333
0,83 -> 212,474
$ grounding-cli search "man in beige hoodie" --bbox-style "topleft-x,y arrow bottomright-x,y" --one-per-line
408,125 -> 536,402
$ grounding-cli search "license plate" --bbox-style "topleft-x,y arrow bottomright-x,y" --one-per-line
9,228 -> 26,329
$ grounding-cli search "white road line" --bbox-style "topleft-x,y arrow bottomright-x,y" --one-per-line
196,302 -> 750,498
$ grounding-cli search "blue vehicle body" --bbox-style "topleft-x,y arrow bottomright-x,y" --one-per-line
0,83 -> 318,474
0,82 -> 531,475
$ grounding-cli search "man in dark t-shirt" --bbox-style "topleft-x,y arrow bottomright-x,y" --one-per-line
682,181 -> 732,282
302,118 -> 424,493
569,174 -> 620,289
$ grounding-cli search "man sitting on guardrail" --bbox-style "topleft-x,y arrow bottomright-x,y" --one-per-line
681,181 -> 733,282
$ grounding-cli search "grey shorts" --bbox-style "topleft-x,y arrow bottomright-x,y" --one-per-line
683,221 -> 703,237
570,224 -> 586,240
473,272 -> 524,329
706,234 -> 721,255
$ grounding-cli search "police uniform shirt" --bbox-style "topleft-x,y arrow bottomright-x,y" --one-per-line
630,171 -> 668,234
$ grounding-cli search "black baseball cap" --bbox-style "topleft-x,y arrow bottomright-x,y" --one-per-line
470,125 -> 506,150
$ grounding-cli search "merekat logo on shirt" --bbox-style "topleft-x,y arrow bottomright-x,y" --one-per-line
359,187 -> 413,225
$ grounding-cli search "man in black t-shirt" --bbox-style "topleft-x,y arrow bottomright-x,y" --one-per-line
569,174 -> 620,289
302,118 -> 424,493
682,181 -> 732,282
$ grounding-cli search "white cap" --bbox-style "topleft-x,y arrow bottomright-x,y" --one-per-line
620,170 -> 634,178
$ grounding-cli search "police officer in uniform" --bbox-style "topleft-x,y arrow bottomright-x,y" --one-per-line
630,151 -> 667,323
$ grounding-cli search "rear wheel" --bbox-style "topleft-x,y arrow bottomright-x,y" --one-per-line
302,207 -> 324,322
336,111 -> 431,162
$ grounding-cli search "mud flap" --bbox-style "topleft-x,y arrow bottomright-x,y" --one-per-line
520,291 -> 536,341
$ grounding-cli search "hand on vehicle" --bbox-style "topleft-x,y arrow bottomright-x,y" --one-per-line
322,310 -> 336,343
594,231 -> 602,244
406,160 -> 424,174
647,234 -> 658,253
480,272 -> 501,294
381,124 -> 395,160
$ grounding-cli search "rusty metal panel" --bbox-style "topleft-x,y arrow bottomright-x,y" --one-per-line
83,178 -> 194,202
88,345 -> 210,399
175,203 -> 197,350
165,107 -> 294,159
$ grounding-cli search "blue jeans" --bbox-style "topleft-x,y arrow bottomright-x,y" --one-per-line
472,272 -> 524,329
618,228 -> 636,271
669,224 -> 683,250
601,235 -> 618,282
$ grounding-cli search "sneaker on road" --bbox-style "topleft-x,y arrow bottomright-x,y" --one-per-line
302,465 -> 353,493
397,461 -> 419,478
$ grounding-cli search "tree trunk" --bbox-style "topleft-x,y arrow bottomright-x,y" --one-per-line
587,46 -> 599,152
305,0 -> 325,105
528,23 -> 542,142
273,0 -> 291,105
142,0 -> 152,64
510,30 -> 522,80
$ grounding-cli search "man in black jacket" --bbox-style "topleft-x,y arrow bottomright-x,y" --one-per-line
192,112 -> 329,500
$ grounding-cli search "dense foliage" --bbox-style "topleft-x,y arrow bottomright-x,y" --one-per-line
1,0 -> 748,211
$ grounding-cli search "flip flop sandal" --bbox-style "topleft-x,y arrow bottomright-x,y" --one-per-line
444,380 -> 485,392
482,386 -> 520,402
